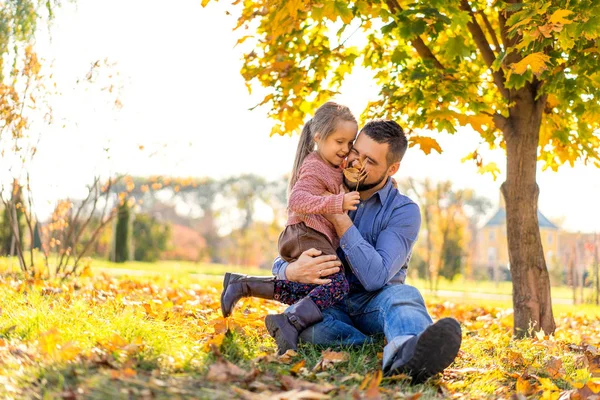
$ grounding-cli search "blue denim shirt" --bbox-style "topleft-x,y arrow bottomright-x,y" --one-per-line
272,178 -> 421,292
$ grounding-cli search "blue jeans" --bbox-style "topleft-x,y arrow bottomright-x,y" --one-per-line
298,284 -> 433,370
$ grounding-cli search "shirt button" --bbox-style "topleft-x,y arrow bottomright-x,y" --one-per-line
360,204 -> 364,208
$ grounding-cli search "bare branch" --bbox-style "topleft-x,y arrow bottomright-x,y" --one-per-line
460,0 -> 510,100
61,177 -> 103,270
58,176 -> 99,269
385,0 -> 445,70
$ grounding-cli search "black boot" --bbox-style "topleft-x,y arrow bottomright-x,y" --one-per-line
220,273 -> 275,318
383,318 -> 461,384
265,297 -> 323,355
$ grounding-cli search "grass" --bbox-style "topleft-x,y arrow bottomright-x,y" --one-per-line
1,258 -> 600,399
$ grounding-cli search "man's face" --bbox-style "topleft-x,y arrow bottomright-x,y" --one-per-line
344,133 -> 398,191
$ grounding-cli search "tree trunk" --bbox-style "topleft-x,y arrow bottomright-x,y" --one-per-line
499,85 -> 556,338
113,202 -> 131,263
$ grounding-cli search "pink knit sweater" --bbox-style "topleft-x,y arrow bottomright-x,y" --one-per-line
287,152 -> 345,248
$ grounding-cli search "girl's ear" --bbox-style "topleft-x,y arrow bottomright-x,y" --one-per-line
313,132 -> 321,143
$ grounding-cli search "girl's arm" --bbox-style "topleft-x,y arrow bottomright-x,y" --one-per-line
288,159 -> 344,215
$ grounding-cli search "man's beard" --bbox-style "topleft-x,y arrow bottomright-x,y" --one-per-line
344,172 -> 388,192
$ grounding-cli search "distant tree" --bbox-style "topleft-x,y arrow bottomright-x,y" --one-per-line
132,214 -> 171,262
112,200 -> 131,263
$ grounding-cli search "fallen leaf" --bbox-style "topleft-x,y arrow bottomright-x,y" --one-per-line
313,350 -> 349,371
516,376 -> 534,396
586,378 -> 600,394
587,349 -> 600,377
290,359 -> 306,375
206,344 -> 248,382
279,349 -> 299,364
364,370 -> 383,400
272,390 -> 330,400
340,373 -> 364,383
545,356 -> 565,379
280,375 -> 336,393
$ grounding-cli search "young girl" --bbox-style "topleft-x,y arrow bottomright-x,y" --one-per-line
220,102 -> 360,355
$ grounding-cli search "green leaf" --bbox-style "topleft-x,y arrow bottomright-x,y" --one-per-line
335,1 -> 354,24
445,36 -> 471,59
504,3 -> 526,12
411,19 -> 427,36
381,21 -> 397,34
391,48 -> 408,65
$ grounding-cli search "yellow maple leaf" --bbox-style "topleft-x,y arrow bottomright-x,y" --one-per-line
516,376 -> 534,395
586,378 -> 600,394
456,114 -> 493,136
409,136 -> 443,155
290,359 -> 306,375
510,52 -> 551,76
201,0 -> 210,7
478,162 -> 501,181
549,9 -> 574,25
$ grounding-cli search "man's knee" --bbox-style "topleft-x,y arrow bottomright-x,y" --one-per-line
379,284 -> 426,307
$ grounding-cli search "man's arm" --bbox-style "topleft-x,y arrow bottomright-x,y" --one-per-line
329,203 -> 421,291
271,249 -> 342,284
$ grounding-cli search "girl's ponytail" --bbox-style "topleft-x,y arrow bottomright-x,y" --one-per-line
288,118 -> 314,192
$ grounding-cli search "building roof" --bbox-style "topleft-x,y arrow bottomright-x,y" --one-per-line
484,207 -> 559,230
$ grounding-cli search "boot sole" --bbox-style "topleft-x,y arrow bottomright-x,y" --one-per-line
220,272 -> 232,318
265,314 -> 297,355
403,318 -> 462,384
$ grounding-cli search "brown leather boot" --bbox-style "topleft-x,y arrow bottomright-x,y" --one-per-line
265,297 -> 323,355
220,273 -> 276,318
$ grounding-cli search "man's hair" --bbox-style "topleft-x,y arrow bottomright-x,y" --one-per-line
360,120 -> 408,165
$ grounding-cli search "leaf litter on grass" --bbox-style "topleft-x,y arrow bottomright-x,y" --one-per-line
1,268 -> 600,398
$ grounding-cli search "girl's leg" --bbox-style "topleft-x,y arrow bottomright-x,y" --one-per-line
274,280 -> 317,305
306,270 -> 349,309
273,270 -> 349,309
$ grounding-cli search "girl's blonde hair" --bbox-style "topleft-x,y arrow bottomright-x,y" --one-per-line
289,102 -> 356,192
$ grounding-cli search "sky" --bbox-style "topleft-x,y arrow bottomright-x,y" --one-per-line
5,0 -> 599,232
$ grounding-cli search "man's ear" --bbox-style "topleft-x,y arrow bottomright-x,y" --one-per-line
387,161 -> 400,177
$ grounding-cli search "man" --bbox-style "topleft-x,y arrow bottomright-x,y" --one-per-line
224,120 -> 461,383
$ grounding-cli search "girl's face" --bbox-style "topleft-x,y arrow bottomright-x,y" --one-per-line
314,120 -> 358,167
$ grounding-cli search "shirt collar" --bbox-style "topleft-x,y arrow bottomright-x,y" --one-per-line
370,177 -> 394,204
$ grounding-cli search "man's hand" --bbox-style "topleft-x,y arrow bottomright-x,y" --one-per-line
324,212 -> 354,238
285,248 -> 342,284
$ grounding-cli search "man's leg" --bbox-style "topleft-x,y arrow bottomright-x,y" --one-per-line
298,301 -> 373,347
350,285 -> 433,365
351,285 -> 461,383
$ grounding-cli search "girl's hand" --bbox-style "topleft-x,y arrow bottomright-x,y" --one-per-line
343,191 -> 360,211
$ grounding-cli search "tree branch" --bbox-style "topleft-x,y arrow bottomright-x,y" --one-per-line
478,11 -> 501,50
492,112 -> 515,138
498,10 -> 510,49
385,0 -> 445,70
460,0 -> 510,100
